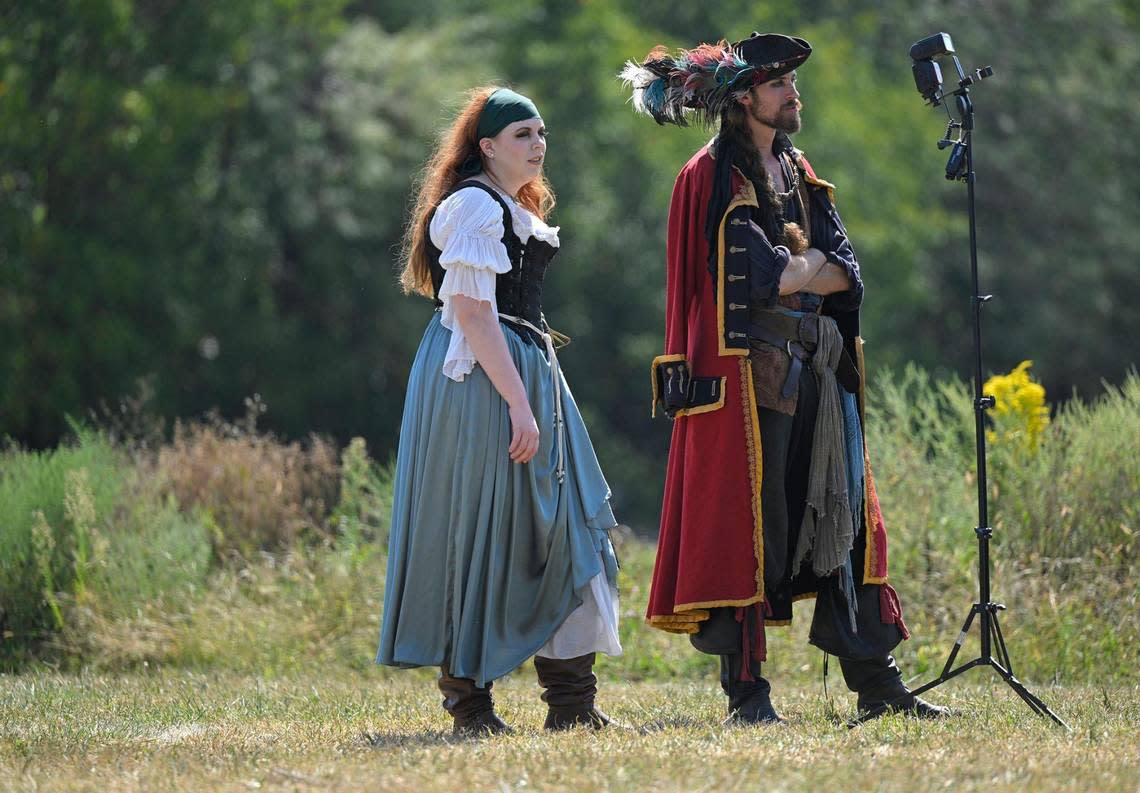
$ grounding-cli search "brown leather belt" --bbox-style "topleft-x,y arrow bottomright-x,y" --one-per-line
748,311 -> 860,398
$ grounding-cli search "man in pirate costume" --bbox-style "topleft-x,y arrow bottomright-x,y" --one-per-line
621,33 -> 949,723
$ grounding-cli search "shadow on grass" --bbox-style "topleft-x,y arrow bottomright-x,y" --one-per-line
359,729 -> 456,749
634,714 -> 709,733
361,718 -> 713,741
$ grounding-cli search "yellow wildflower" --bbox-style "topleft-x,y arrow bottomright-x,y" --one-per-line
983,360 -> 1050,452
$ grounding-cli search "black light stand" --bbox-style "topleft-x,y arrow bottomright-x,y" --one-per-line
856,34 -> 1069,728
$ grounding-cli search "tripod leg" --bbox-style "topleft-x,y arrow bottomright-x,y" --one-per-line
991,609 -> 1014,674
990,661 -> 1071,730
908,657 -> 983,698
941,605 -> 979,678
992,661 -> 1046,716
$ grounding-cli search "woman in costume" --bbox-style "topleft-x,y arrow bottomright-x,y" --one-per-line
377,86 -> 622,735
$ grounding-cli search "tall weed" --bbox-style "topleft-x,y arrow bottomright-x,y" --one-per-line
0,431 -> 211,668
990,372 -> 1139,567
0,430 -> 126,648
156,401 -> 340,559
866,366 -> 1138,575
333,437 -> 394,549
2,369 -> 1134,681
864,364 -> 977,583
862,366 -> 1138,681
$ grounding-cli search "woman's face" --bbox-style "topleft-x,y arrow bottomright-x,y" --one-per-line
482,118 -> 547,187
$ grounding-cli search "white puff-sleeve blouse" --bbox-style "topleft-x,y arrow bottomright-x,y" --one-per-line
428,186 -> 560,381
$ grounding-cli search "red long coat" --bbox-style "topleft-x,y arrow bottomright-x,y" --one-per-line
646,145 -> 894,635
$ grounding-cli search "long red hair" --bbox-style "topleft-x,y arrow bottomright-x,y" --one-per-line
399,86 -> 556,297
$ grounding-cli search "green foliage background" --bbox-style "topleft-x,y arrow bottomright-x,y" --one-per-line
3,0 -> 1138,528
1,372 -> 1136,677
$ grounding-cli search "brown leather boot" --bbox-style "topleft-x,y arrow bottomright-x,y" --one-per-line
533,653 -> 619,730
438,667 -> 512,736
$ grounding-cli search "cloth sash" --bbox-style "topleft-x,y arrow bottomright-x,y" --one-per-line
789,314 -> 858,626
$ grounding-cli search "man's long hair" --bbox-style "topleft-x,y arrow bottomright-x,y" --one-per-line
398,86 -> 556,297
714,100 -> 808,255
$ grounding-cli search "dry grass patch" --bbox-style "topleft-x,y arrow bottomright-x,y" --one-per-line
157,404 -> 341,558
2,671 -> 1136,793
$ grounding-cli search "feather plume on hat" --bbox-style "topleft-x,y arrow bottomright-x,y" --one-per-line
619,41 -> 758,127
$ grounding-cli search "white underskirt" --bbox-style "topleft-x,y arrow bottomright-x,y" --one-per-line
536,555 -> 623,659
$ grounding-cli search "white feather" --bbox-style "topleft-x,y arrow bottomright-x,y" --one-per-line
618,61 -> 659,114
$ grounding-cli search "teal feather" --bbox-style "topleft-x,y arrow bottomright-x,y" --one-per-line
643,79 -> 667,115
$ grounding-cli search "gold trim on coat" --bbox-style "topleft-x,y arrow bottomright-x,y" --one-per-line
716,175 -> 758,358
742,357 -> 765,601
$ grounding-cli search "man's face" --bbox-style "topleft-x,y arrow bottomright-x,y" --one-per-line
741,71 -> 802,134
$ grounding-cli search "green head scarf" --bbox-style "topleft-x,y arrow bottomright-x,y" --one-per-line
459,88 -> 541,176
477,88 -> 541,139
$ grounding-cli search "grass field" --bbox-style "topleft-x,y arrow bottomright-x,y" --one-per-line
3,668 -> 1137,793
3,495 -> 1138,792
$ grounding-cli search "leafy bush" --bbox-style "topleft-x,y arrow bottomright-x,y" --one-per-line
989,371 -> 1139,567
2,408 -> 354,667
52,497 -> 212,669
0,430 -> 127,650
0,430 -> 211,667
863,366 -> 1139,682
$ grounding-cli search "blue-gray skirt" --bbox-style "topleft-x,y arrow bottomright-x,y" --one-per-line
376,313 -> 619,687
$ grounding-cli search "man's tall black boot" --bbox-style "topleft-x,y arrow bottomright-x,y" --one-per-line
533,653 -> 619,730
721,653 -> 782,725
438,667 -> 512,736
838,655 -> 950,720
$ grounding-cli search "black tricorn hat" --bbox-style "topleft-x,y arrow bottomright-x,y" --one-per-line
732,32 -> 812,82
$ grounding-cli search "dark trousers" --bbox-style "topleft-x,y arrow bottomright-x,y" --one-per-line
757,361 -> 820,597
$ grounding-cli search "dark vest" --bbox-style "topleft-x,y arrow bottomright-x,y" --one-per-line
426,180 -> 557,330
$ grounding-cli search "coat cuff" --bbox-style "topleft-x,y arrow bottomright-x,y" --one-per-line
823,250 -> 863,311
749,244 -> 791,308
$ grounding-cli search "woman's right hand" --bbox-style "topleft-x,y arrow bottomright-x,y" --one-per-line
508,401 -> 540,463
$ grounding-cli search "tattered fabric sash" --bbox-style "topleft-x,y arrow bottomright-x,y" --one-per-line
790,314 -> 857,625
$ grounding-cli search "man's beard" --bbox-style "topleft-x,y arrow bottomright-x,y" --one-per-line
751,100 -> 802,134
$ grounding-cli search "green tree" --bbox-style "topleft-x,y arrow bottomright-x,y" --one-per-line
3,0 -> 1138,531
